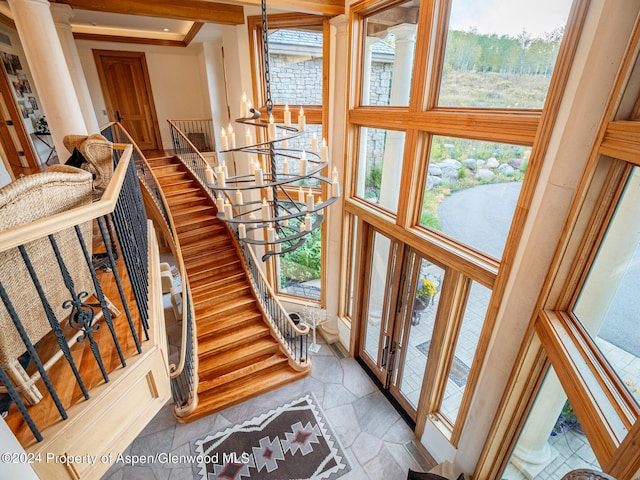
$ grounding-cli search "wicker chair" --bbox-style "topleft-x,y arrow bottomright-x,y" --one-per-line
561,470 -> 617,480
63,133 -> 114,194
0,165 -> 95,404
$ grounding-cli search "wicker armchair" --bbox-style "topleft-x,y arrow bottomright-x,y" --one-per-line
0,165 -> 95,404
561,470 -> 617,480
63,133 -> 114,194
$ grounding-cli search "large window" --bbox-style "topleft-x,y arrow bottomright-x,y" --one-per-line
249,14 -> 329,302
347,0 -> 576,444
438,0 -> 571,108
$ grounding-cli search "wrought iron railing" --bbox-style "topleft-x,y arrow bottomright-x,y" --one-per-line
0,144 -> 146,442
103,123 -> 199,416
167,120 -> 311,369
170,118 -> 216,153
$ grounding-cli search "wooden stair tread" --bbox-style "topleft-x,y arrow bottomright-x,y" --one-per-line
191,277 -> 249,300
198,337 -> 279,377
197,354 -> 288,392
196,307 -> 263,336
190,271 -> 246,293
195,294 -> 258,318
181,367 -> 309,422
197,323 -> 272,355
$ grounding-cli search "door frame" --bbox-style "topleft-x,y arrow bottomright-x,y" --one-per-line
93,49 -> 163,151
0,59 -> 39,173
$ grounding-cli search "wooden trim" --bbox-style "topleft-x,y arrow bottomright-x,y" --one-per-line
346,198 -> 498,287
552,159 -> 630,310
228,0 -> 343,16
0,62 -> 39,169
0,12 -> 15,29
73,21 -> 203,47
600,120 -> 640,165
0,145 -> 132,252
52,0 -> 244,25
74,32 -> 185,47
536,311 -> 636,464
473,333 -> 548,480
182,22 -> 204,46
349,108 -> 541,145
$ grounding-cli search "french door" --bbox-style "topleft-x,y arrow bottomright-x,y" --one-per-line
358,229 -> 445,422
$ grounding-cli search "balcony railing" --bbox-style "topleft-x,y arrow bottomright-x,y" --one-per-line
0,143 -> 148,443
167,120 -> 311,369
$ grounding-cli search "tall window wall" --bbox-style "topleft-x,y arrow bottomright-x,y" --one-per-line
346,0 -> 575,445
476,12 -> 640,479
248,14 -> 329,303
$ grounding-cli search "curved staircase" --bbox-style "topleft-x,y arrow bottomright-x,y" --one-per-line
147,156 -> 309,422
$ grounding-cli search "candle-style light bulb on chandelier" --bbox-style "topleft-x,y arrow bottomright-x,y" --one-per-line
206,0 -> 341,261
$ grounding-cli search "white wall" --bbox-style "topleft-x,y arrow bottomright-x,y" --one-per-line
76,40 -> 213,150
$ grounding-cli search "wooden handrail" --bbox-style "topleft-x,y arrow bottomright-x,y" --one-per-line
167,120 -> 309,338
0,144 -> 132,253
108,124 -> 198,384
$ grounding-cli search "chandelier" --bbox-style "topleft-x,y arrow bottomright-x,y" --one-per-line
205,0 -> 340,262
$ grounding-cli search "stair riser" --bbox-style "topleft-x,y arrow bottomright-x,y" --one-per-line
161,182 -> 196,193
193,285 -> 251,307
198,357 -> 288,393
176,218 -> 218,233
199,329 -> 272,357
199,349 -> 278,378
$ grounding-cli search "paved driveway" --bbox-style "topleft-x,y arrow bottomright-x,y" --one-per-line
438,180 -> 639,355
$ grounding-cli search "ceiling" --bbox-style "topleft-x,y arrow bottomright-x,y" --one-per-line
0,0 -> 345,47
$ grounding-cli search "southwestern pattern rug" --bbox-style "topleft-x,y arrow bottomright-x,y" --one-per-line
193,393 -> 351,480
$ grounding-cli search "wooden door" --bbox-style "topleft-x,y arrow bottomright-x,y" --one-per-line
0,61 -> 39,173
93,50 -> 162,151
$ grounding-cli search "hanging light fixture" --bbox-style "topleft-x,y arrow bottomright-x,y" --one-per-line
206,0 -> 340,262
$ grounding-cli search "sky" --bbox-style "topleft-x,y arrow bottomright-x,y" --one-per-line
448,0 -> 573,38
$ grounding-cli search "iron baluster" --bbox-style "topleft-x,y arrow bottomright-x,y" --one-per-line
0,279 -> 68,420
74,224 -> 127,367
49,234 -> 109,384
97,216 -> 142,353
18,245 -> 89,400
0,364 -> 42,442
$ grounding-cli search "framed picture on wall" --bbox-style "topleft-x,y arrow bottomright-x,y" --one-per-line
12,81 -> 24,97
28,96 -> 39,111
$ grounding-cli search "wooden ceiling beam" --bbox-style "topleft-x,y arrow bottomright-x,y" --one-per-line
225,0 -> 344,16
51,0 -> 245,25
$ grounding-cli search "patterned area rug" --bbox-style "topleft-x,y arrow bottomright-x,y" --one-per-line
193,394 -> 350,480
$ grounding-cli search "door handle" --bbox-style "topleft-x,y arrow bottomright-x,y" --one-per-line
115,110 -> 122,122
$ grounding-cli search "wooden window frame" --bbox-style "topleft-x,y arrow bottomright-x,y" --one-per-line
346,0 -> 587,442
475,19 -> 640,480
247,12 -> 331,305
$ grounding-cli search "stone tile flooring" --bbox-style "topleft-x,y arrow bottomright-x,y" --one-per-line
101,340 -> 434,480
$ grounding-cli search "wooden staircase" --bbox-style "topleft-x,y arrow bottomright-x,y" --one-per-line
147,156 -> 309,422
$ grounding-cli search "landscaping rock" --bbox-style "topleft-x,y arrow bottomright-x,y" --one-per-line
426,175 -> 442,190
428,164 -> 442,176
509,158 -> 523,169
439,158 -> 462,169
498,164 -> 515,176
486,157 -> 500,168
476,169 -> 496,180
477,159 -> 486,167
462,158 -> 478,171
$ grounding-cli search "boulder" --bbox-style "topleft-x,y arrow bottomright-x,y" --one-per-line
498,164 -> 515,176
462,158 -> 478,171
476,169 -> 496,181
428,164 -> 442,176
486,157 -> 500,168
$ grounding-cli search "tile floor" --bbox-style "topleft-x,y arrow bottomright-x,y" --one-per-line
101,339 -> 434,480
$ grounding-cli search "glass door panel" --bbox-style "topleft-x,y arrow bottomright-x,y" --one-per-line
392,255 -> 445,411
360,231 -> 400,384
